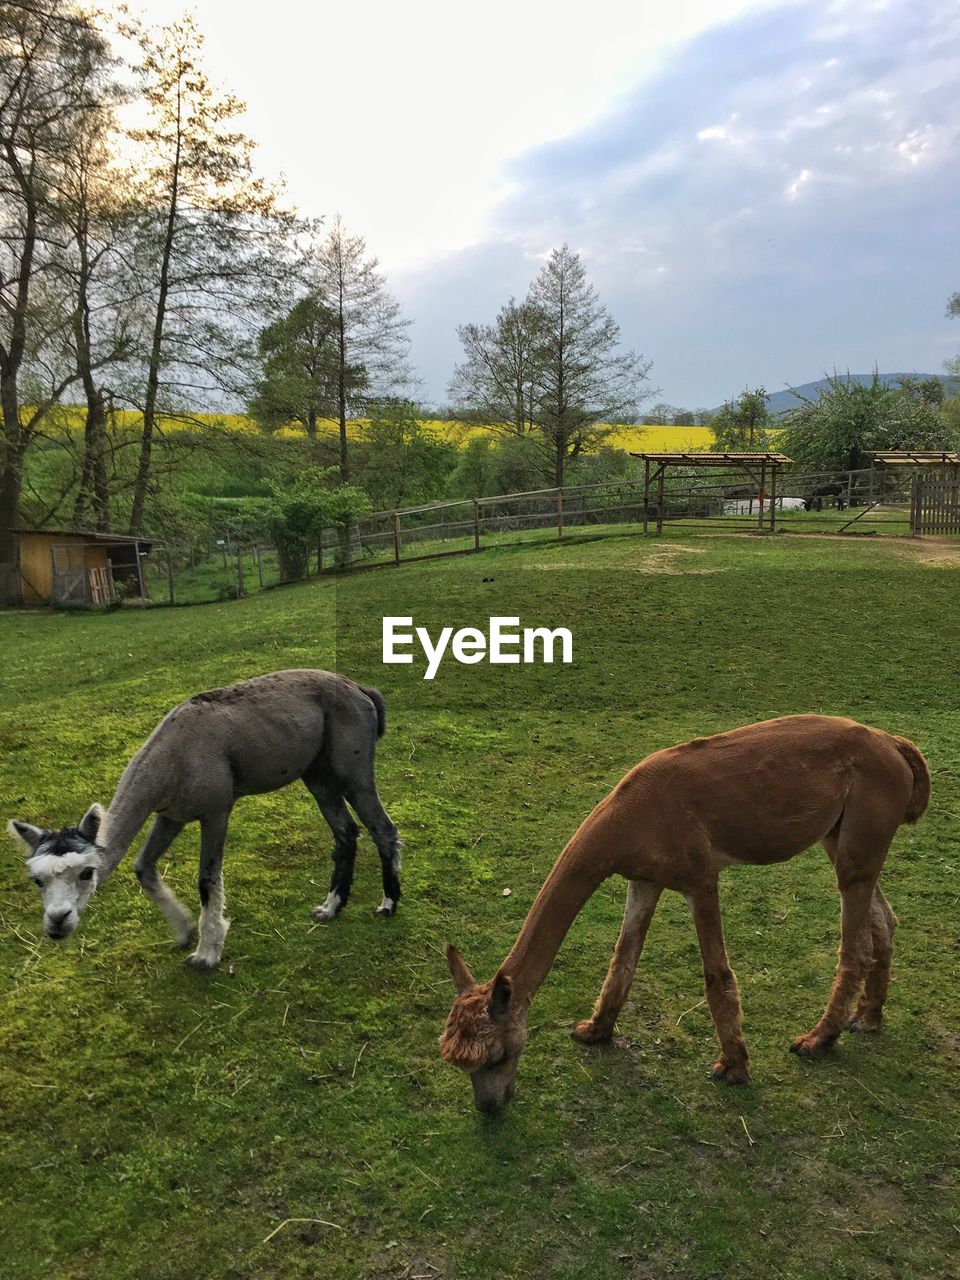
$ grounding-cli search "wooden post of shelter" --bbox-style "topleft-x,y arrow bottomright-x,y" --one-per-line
473,500 -> 481,552
757,462 -> 766,532
642,459 -> 651,535
557,488 -> 564,539
393,513 -> 402,566
656,466 -> 665,534
134,541 -> 146,602
235,545 -> 245,598
769,464 -> 778,532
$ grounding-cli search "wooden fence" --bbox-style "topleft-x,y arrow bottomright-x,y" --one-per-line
911,475 -> 960,535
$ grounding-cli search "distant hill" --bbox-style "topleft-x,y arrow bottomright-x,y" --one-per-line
712,373 -> 960,417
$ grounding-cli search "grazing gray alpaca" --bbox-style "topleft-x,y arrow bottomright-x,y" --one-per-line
8,670 -> 400,969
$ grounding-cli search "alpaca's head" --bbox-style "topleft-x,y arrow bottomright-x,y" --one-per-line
439,944 -> 527,1114
8,805 -> 105,938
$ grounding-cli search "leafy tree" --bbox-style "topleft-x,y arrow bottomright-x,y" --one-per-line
710,387 -> 773,451
944,291 -> 959,376
265,467 -> 370,578
307,216 -> 411,482
648,403 -> 675,425
897,374 -> 943,406
127,14 -> 291,532
353,402 -> 455,509
248,295 -> 358,439
780,373 -> 954,474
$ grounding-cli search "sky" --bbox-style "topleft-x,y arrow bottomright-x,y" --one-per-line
127,0 -> 960,410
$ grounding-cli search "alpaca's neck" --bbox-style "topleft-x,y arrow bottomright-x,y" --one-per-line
97,764 -> 157,876
500,828 -> 612,1006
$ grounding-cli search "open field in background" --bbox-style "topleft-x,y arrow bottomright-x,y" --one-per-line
27,406 -> 717,453
2,530 -> 959,1279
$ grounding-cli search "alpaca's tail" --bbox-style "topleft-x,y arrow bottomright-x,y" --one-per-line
892,735 -> 931,824
358,684 -> 387,738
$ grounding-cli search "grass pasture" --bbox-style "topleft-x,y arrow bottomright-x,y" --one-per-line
1,529 -> 959,1279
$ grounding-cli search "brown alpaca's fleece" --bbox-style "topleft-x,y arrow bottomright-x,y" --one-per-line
440,715 -> 931,1102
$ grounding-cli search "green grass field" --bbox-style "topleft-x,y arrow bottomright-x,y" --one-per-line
2,530 -> 959,1279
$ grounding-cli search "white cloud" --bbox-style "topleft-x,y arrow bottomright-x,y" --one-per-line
121,0 -> 781,269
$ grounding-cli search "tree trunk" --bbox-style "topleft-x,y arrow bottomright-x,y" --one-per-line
0,376 -> 24,603
130,84 -> 182,534
74,388 -> 109,529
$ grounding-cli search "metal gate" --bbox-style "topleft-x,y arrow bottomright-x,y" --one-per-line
911,474 -> 960,535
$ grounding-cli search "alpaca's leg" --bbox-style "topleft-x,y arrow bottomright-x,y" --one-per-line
573,880 -> 661,1044
134,816 -> 193,948
687,883 -> 750,1084
791,877 -> 876,1056
849,888 -> 897,1032
305,774 -> 359,921
347,782 -> 401,917
186,810 -> 230,970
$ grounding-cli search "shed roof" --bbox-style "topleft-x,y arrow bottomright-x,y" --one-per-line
629,452 -> 793,465
10,527 -> 159,544
868,451 -> 960,466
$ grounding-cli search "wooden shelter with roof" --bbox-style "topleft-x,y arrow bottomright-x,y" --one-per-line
629,452 -> 793,533
867,452 -> 960,536
10,528 -> 158,606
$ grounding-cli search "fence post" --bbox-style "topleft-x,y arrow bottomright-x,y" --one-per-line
656,468 -> 665,534
393,513 -> 401,566
235,545 -> 245,598
167,552 -> 175,605
643,460 -> 650,535
256,544 -> 264,588
473,499 -> 480,552
557,488 -> 564,539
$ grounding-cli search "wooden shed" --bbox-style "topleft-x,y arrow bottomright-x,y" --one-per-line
10,528 -> 157,606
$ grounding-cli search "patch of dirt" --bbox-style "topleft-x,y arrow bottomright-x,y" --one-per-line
876,537 -> 960,568
530,545 -> 726,576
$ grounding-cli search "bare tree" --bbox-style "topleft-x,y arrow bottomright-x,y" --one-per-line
0,0 -> 110,599
527,245 -> 653,487
126,14 -> 292,532
451,247 -> 653,487
449,298 -> 541,438
308,215 -> 410,482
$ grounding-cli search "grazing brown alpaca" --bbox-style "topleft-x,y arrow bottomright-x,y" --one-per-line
440,715 -> 929,1113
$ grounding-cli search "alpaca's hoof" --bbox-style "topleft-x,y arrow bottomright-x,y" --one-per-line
572,1019 -> 613,1045
847,1012 -> 882,1033
790,1032 -> 834,1058
711,1057 -> 751,1085
373,896 -> 397,917
173,927 -> 197,952
311,893 -> 341,923
185,951 -> 219,970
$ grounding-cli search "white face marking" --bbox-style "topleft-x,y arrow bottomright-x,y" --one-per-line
27,850 -> 101,937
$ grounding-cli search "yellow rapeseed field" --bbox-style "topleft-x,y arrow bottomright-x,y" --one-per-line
42,407 -> 717,452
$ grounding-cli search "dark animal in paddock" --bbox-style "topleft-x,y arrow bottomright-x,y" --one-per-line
8,671 -> 400,968
803,482 -> 846,512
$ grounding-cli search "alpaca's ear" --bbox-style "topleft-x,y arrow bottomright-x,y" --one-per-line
445,944 -> 475,994
7,820 -> 46,854
488,972 -> 513,1023
78,803 -> 105,843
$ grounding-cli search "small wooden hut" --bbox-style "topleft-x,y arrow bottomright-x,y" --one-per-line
10,528 -> 157,605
